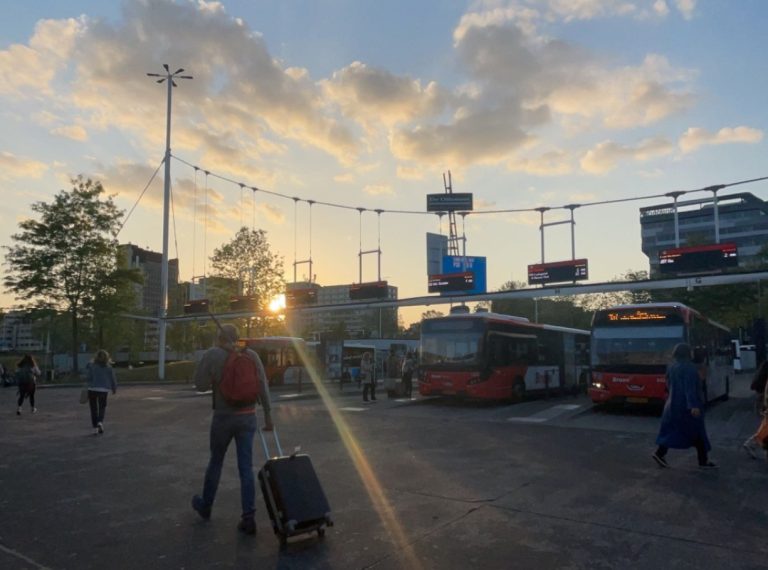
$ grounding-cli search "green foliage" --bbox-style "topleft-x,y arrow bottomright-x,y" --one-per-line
3,177 -> 126,371
492,280 -> 592,329
209,227 -> 285,312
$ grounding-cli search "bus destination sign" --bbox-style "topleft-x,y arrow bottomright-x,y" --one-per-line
658,242 -> 738,275
528,258 -> 588,285
606,309 -> 667,322
428,272 -> 475,293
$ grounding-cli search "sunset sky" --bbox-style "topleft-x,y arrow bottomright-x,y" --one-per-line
1,0 -> 767,324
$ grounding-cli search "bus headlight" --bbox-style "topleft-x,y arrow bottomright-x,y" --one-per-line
592,381 -> 605,390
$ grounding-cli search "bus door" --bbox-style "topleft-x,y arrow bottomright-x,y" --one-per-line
562,333 -> 576,389
486,332 -> 539,396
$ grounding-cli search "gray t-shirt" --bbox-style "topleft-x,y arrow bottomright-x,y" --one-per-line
194,346 -> 271,415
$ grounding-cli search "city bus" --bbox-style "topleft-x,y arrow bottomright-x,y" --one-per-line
588,303 -> 732,406
418,312 -> 590,401
239,336 -> 312,386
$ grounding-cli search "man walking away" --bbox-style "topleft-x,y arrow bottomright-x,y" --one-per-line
192,324 -> 273,535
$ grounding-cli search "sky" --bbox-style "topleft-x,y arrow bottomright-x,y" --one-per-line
1,0 -> 767,326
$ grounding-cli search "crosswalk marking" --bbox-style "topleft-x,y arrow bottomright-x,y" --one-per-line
340,407 -> 369,412
508,403 -> 585,423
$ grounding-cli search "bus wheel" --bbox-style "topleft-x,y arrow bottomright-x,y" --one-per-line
513,379 -> 526,401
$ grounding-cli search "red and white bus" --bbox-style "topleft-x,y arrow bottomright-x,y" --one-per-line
589,303 -> 732,406
419,312 -> 590,401
239,336 -> 312,386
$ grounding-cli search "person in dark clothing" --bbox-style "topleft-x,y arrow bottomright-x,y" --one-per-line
743,361 -> 768,459
401,352 -> 416,398
84,349 -> 117,435
652,343 -> 717,469
361,352 -> 376,403
15,354 -> 41,415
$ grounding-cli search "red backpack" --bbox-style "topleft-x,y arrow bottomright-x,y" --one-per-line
219,349 -> 261,407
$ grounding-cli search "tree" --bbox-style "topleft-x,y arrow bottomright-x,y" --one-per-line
209,227 -> 285,313
3,177 -> 124,373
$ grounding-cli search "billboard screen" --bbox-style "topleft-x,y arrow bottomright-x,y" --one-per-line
435,256 -> 486,295
349,281 -> 389,300
428,272 -> 475,293
426,193 -> 473,212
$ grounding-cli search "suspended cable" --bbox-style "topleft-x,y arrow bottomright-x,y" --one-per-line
203,170 -> 209,290
170,153 -> 768,218
116,158 -> 164,237
170,182 -> 180,262
192,167 -> 198,282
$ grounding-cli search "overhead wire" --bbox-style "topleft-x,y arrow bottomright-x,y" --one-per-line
116,158 -> 164,237
171,153 -> 768,218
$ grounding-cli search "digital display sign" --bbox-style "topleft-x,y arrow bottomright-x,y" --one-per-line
438,256 -> 487,296
426,193 -> 473,212
349,281 -> 389,300
658,243 -> 738,275
593,307 -> 685,327
428,272 -> 475,293
528,259 -> 588,285
184,299 -> 210,315
229,296 -> 259,312
606,310 -> 667,322
285,288 -> 318,307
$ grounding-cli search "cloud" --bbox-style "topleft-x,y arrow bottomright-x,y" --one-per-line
324,62 -> 448,126
580,137 -> 674,173
12,0 -> 358,170
679,126 -> 763,153
507,149 -> 572,175
0,18 -> 83,97
363,184 -> 394,196
0,151 -> 49,180
51,124 -> 89,141
674,0 -> 696,20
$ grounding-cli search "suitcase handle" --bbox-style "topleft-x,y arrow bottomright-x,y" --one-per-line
258,426 -> 284,459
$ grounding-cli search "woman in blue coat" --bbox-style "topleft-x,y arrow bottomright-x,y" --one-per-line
652,343 -> 717,469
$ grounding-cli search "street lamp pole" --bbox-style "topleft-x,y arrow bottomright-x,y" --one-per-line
147,64 -> 192,380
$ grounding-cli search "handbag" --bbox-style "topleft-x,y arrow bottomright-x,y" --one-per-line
79,388 -> 89,405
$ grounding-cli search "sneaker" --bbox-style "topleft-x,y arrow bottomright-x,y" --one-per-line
32,408 -> 37,414
698,461 -> 719,469
237,517 -> 256,535
652,453 -> 669,469
191,495 -> 211,520
93,427 -> 99,435
97,422 -> 104,434
742,439 -> 758,460
16,407 -> 21,416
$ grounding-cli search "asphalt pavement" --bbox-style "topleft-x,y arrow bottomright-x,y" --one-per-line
0,374 -> 767,569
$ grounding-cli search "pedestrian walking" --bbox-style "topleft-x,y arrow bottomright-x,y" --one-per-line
652,343 -> 717,469
401,351 -> 416,398
84,349 -> 117,435
742,360 -> 768,460
361,351 -> 376,403
15,354 -> 41,415
191,323 -> 273,536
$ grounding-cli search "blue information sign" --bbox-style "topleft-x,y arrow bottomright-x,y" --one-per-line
437,256 -> 487,295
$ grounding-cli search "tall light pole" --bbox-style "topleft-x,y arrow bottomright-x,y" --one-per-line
147,64 -> 192,380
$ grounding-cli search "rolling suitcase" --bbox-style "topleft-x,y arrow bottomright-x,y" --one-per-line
257,428 -> 333,547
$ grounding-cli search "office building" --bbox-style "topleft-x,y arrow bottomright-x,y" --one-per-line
286,282 -> 399,340
640,192 -> 768,277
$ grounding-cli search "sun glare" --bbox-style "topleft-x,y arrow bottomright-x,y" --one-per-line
268,293 -> 286,313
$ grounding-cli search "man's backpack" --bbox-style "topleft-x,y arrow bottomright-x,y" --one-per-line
219,349 -> 261,407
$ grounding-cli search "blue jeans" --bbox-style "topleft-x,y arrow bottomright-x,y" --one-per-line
201,413 -> 257,518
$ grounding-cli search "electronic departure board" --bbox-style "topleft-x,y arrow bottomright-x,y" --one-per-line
285,288 -> 318,307
428,272 -> 475,293
528,258 -> 588,285
228,296 -> 259,312
658,243 -> 738,275
349,281 -> 389,300
592,306 -> 685,327
184,299 -> 210,314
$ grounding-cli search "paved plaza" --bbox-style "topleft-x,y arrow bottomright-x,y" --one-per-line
1,374 -> 767,569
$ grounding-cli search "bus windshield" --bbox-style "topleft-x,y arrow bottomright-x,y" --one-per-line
591,325 -> 684,369
421,319 -> 484,366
